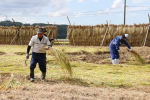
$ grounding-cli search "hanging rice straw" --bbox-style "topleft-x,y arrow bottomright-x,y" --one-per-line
128,49 -> 146,64
48,48 -> 73,76
0,73 -> 25,90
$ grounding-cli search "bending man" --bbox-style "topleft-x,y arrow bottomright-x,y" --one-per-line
109,34 -> 132,64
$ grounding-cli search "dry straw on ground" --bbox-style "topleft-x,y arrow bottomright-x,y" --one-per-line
128,50 -> 146,64
0,73 -> 25,90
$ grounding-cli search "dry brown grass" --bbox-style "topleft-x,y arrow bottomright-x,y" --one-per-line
128,50 -> 146,64
0,73 -> 26,90
0,83 -> 150,100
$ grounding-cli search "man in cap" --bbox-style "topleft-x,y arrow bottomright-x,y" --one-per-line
26,27 -> 52,82
109,34 -> 132,64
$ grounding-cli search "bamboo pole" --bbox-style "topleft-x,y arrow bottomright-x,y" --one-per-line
67,16 -> 75,46
148,14 -> 150,23
10,18 -> 22,45
143,25 -> 150,46
100,20 -> 111,47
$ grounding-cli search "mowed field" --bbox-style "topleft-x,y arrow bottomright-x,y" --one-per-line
0,45 -> 150,100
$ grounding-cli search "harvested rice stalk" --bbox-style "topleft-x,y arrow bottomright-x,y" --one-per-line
48,48 -> 73,76
128,50 -> 146,64
0,73 -> 25,90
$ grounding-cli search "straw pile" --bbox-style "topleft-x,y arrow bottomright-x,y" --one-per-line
0,25 -> 58,45
67,25 -> 92,46
67,23 -> 150,46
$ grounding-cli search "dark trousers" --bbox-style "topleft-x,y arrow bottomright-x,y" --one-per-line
30,52 -> 46,72
109,44 -> 119,59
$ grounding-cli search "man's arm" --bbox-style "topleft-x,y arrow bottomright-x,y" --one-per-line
26,45 -> 31,59
115,37 -> 121,50
49,38 -> 54,42
27,45 -> 31,53
124,40 -> 131,49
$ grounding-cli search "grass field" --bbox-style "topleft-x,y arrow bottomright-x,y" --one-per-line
0,45 -> 150,99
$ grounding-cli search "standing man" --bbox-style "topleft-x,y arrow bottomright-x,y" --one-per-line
26,27 -> 52,82
109,34 -> 132,64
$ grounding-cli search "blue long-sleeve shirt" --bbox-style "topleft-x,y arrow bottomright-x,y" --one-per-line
110,36 -> 131,50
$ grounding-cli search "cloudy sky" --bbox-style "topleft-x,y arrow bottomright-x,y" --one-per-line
0,0 -> 150,25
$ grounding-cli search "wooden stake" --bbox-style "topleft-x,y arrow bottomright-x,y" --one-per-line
10,18 -> 22,45
67,16 -> 75,46
143,25 -> 150,46
142,14 -> 150,46
148,14 -> 150,23
100,20 -> 111,48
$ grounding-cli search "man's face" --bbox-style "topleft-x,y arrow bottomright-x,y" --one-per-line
37,33 -> 44,38
123,38 -> 126,41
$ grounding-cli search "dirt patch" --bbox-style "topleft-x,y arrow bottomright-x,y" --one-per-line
0,51 -> 5,55
94,50 -> 110,55
66,47 -> 150,64
66,50 -> 91,55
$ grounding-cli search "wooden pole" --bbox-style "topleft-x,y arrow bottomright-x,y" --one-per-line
148,14 -> 150,23
142,14 -> 150,46
67,16 -> 71,25
143,26 -> 150,46
100,20 -> 111,48
10,18 -> 22,45
67,16 -> 75,46
124,0 -> 126,25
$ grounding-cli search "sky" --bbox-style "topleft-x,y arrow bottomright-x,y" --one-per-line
0,0 -> 150,25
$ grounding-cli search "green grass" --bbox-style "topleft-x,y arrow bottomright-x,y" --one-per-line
0,45 -> 150,89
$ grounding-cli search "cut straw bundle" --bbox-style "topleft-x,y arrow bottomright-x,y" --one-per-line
128,50 -> 146,64
48,48 -> 73,76
0,73 -> 25,90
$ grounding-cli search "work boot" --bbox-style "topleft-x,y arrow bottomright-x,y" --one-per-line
41,72 -> 46,81
116,59 -> 120,64
30,78 -> 34,82
111,59 -> 116,64
30,70 -> 34,82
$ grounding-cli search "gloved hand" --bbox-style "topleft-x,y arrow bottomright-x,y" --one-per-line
44,46 -> 52,50
44,47 -> 49,50
26,53 -> 29,59
128,49 -> 132,51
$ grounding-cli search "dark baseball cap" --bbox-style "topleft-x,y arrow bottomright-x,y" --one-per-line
37,27 -> 44,34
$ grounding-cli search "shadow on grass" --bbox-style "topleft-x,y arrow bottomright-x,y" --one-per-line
56,77 -> 90,86
14,52 -> 26,55
50,77 -> 133,88
24,75 -> 90,86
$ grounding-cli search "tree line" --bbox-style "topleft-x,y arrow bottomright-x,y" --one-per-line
0,20 -> 68,39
